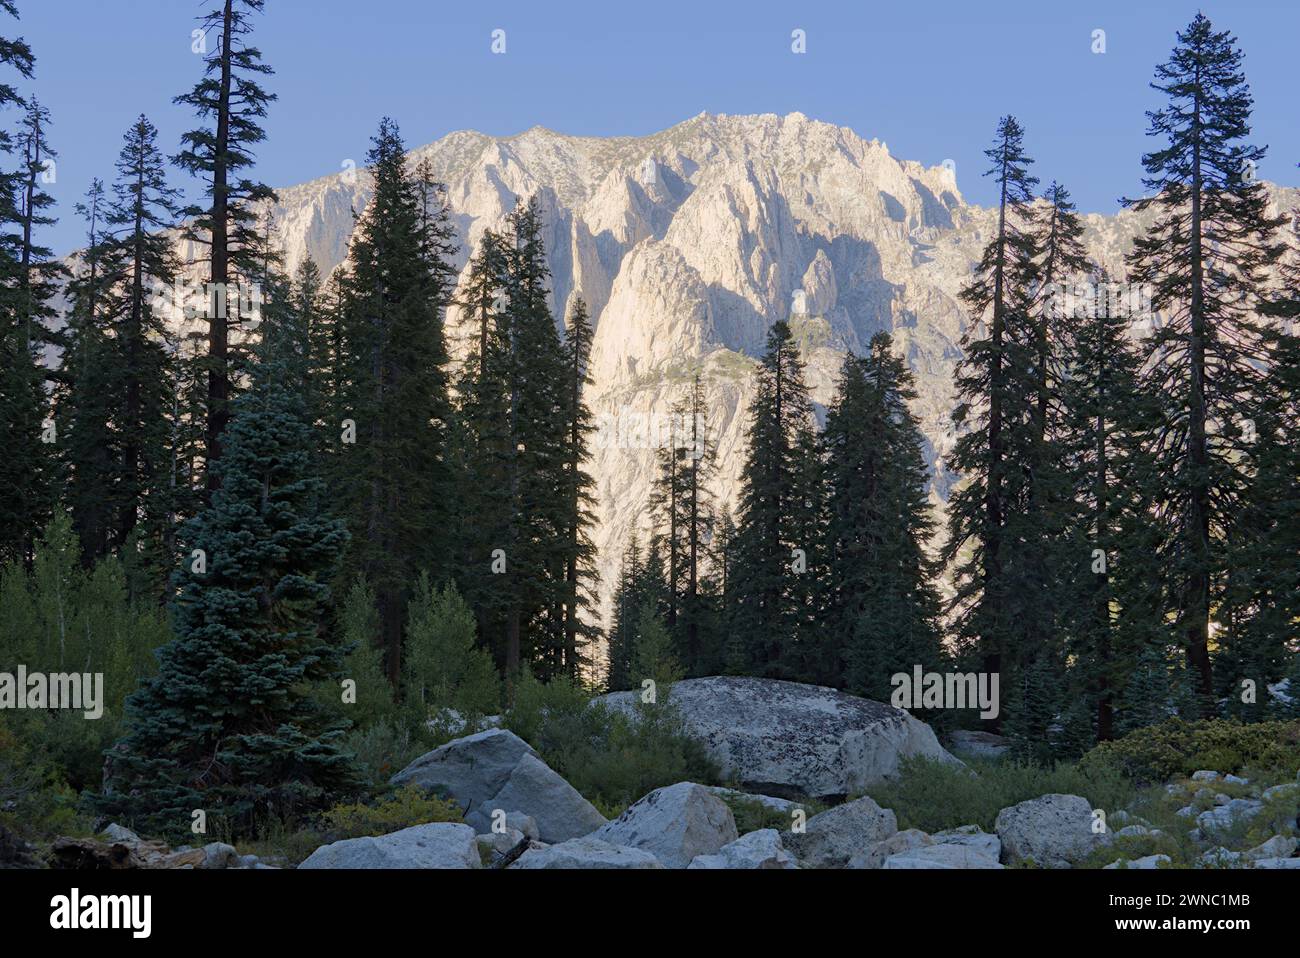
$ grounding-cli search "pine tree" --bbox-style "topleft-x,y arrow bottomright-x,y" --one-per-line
334,118 -> 455,684
97,302 -> 361,839
1122,13 -> 1286,709
729,320 -> 820,679
450,230 -> 512,659
650,374 -> 719,675
559,297 -> 599,678
1057,268 -> 1167,743
0,16 -> 51,567
942,115 -> 1041,730
495,198 -> 569,680
1220,209 -> 1300,720
605,533 -> 645,692
60,179 -> 116,564
822,334 -> 946,701
104,115 -> 181,573
173,0 -> 276,497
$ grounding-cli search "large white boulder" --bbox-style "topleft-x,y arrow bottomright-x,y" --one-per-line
510,836 -> 664,869
591,782 -> 738,868
298,823 -> 480,869
787,795 -> 898,868
597,676 -> 960,798
390,729 -> 607,844
994,794 -> 1109,868
687,829 -> 798,869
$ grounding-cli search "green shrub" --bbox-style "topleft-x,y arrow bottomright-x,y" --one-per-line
504,672 -> 719,810
320,784 -> 463,840
1077,718 -> 1300,785
862,755 -> 1138,833
340,717 -> 433,787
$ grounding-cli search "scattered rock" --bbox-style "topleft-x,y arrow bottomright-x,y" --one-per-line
298,823 -> 480,869
786,795 -> 897,868
884,844 -> 1003,869
994,794 -> 1109,868
1262,782 -> 1299,802
1252,857 -> 1300,869
504,811 -> 540,841
1104,854 -> 1170,870
1245,835 -> 1297,860
848,828 -> 933,869
1224,774 -> 1249,786
945,730 -> 1011,760
391,728 -> 535,809
200,842 -> 240,870
931,825 -> 1001,860
591,782 -> 737,868
511,836 -> 664,869
1191,770 -> 1221,783
688,829 -> 798,869
596,676 -> 960,799
470,752 -> 607,843
101,823 -> 141,845
1200,847 -> 1245,868
1116,825 -> 1152,838
1196,799 -> 1264,836
391,729 -> 606,844
707,786 -> 806,815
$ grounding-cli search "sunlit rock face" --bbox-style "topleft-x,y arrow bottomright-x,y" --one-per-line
149,112 -> 1300,643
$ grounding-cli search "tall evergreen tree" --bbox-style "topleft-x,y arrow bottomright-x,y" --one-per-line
104,115 -> 181,569
1056,270 -> 1167,743
60,179 -> 116,564
334,118 -> 455,683
728,320 -> 820,679
96,288 -> 360,839
942,115 -> 1041,729
559,296 -> 599,678
0,14 -> 51,568
822,334 -> 946,701
173,0 -> 276,497
1122,13 -> 1286,708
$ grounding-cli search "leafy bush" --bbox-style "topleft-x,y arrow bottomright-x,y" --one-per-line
320,784 -> 462,840
340,717 -> 433,787
862,755 -> 1138,833
504,670 -> 718,811
1077,718 -> 1300,785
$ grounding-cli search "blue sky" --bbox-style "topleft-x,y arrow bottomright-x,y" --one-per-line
19,0 -> 1300,255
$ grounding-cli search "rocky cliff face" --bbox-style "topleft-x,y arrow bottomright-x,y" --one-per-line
215,112 -> 1299,637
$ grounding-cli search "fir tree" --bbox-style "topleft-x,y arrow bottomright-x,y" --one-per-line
728,320 -> 820,679
97,302 -> 360,838
104,115 -> 181,572
1122,13 -> 1286,709
822,334 -> 946,701
942,115 -> 1042,731
334,118 -> 455,683
559,297 -> 599,678
173,0 -> 276,497
60,179 -> 116,564
1056,269 -> 1167,743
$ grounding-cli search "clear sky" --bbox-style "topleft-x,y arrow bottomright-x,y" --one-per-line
19,0 -> 1300,255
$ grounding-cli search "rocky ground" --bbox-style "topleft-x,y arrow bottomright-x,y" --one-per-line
62,677 -> 1300,870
